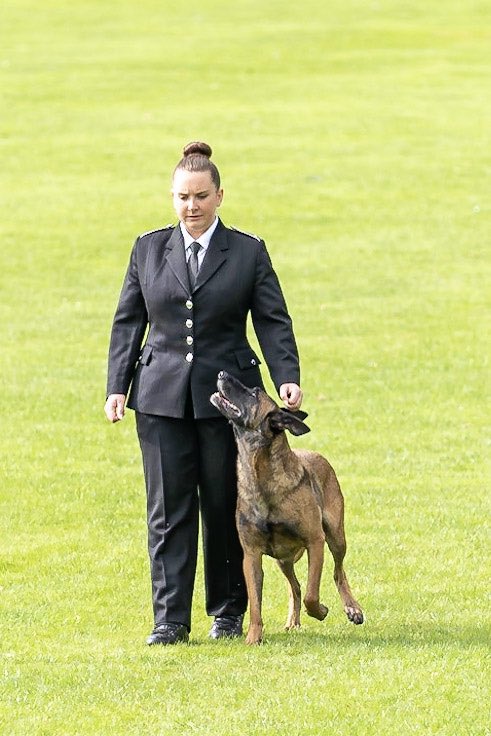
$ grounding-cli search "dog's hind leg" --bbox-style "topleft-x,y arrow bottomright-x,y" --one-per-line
322,514 -> 364,625
303,538 -> 329,620
276,558 -> 302,630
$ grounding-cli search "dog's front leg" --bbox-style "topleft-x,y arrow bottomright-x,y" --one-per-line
304,537 -> 329,621
276,558 -> 302,630
242,550 -> 264,645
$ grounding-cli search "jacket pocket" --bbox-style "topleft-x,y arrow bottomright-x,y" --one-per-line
139,344 -> 153,365
234,347 -> 261,370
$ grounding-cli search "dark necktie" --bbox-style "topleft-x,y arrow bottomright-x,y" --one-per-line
187,241 -> 201,289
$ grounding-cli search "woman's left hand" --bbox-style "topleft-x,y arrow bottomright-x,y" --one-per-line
279,383 -> 303,411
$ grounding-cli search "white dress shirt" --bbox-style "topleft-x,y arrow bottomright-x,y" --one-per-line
180,217 -> 219,270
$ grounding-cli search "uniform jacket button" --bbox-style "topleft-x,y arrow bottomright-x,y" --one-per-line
186,336 -> 193,345
186,319 -> 193,328
186,300 -> 193,310
185,352 -> 193,362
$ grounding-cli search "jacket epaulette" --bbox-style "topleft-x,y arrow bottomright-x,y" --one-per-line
230,226 -> 261,241
139,224 -> 175,238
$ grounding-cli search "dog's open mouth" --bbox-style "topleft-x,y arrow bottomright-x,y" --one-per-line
210,391 -> 242,418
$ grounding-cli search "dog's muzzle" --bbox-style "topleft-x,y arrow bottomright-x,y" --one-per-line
210,391 -> 242,418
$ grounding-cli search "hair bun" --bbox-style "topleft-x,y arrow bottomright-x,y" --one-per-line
183,141 -> 212,159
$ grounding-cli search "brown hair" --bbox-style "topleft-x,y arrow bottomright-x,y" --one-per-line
173,141 -> 221,189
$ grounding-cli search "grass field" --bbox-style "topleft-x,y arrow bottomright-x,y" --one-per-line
1,0 -> 489,734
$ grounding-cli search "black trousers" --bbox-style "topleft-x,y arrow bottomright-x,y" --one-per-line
135,410 -> 247,631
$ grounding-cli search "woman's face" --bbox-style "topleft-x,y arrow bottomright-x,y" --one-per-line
172,169 -> 223,238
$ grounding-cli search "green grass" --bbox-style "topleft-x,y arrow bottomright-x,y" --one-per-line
1,0 -> 489,734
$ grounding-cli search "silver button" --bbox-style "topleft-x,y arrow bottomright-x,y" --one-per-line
185,319 -> 193,328
185,352 -> 193,362
251,359 -> 256,365
186,336 -> 193,345
186,299 -> 193,310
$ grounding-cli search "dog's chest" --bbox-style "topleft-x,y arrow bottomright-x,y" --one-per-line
237,499 -> 305,559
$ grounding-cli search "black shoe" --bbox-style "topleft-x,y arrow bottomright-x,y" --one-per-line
146,623 -> 189,646
209,614 -> 244,640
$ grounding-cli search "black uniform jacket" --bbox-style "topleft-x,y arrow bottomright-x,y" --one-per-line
107,219 -> 300,418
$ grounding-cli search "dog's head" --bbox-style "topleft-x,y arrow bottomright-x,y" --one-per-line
210,371 -> 310,438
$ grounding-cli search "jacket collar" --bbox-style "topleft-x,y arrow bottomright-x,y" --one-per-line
164,218 -> 229,295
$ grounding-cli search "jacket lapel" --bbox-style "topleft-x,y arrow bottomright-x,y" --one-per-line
193,220 -> 229,293
163,226 -> 191,294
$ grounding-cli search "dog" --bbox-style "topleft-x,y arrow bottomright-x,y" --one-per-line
210,371 -> 364,645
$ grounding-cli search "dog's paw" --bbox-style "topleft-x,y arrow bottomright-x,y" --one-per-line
284,621 -> 301,631
304,600 -> 329,620
245,624 -> 263,645
245,634 -> 263,645
345,606 -> 364,625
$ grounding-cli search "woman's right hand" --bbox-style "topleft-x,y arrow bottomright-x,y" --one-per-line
104,394 -> 126,423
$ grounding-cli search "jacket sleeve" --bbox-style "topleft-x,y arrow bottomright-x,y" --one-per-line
106,238 -> 148,396
251,241 -> 300,391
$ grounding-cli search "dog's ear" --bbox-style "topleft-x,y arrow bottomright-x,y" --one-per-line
268,409 -> 311,436
290,409 -> 308,421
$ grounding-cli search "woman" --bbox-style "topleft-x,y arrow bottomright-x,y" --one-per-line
105,142 -> 303,645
